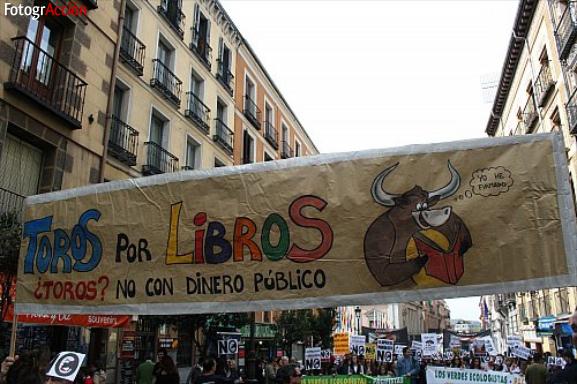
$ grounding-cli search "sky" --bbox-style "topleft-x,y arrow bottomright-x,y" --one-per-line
220,0 -> 520,320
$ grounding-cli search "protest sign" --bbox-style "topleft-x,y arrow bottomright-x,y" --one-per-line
302,375 -> 373,384
395,344 -> 407,356
510,345 -> 532,360
46,352 -> 86,382
15,134 -> 577,315
217,332 -> 241,356
506,336 -> 522,348
321,349 -> 331,362
422,334 -> 438,356
365,343 -> 376,360
351,335 -> 366,355
478,336 -> 497,356
305,347 -> 322,370
411,341 -> 422,361
426,366 -> 524,384
377,339 -> 394,362
333,333 -> 350,355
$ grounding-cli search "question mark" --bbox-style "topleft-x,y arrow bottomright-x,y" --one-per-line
98,276 -> 109,301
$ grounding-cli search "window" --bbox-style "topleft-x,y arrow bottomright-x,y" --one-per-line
295,140 -> 301,157
243,130 -> 255,164
264,152 -> 273,162
112,81 -> 129,121
217,38 -> 232,88
263,312 -> 271,323
282,124 -> 288,144
124,2 -> 138,33
192,3 -> 211,64
191,71 -> 204,100
246,77 -> 255,102
217,99 -> 227,122
23,17 -> 63,86
215,158 -> 225,167
150,110 -> 168,147
265,103 -> 273,126
185,137 -> 201,170
157,38 -> 174,70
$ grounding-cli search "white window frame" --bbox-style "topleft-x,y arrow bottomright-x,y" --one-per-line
264,151 -> 274,162
125,0 -> 141,34
184,134 -> 202,170
114,77 -> 132,123
156,32 -> 177,71
263,96 -> 275,127
148,105 -> 171,148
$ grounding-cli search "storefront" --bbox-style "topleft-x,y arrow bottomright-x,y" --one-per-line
554,318 -> 573,352
240,323 -> 277,361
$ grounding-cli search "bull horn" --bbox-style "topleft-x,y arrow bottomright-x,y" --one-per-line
428,161 -> 461,200
371,162 -> 400,207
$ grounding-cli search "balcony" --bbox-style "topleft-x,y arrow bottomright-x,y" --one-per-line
108,115 -> 139,166
4,37 -> 87,128
535,64 -> 555,107
190,31 -> 212,69
120,27 -> 145,76
264,121 -> 278,149
281,140 -> 293,159
243,96 -> 261,129
184,92 -> 210,134
0,187 -> 25,221
567,89 -> 577,134
556,4 -> 577,60
213,118 -> 233,155
150,59 -> 182,107
157,0 -> 185,39
216,59 -> 234,96
143,141 -> 179,175
522,96 -> 538,133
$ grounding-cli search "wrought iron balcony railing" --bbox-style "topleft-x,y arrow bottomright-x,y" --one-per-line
514,120 -> 526,136
264,121 -> 278,149
567,89 -> 577,134
190,30 -> 212,69
281,140 -> 293,159
143,141 -> 179,175
150,59 -> 182,107
535,64 -> 555,107
216,59 -> 234,95
185,92 -> 210,134
243,96 -> 261,129
120,27 -> 145,76
213,118 -> 233,155
557,3 -> 577,59
522,96 -> 538,133
0,187 -> 25,221
108,115 -> 139,166
5,36 -> 87,128
157,0 -> 185,39
181,165 -> 195,171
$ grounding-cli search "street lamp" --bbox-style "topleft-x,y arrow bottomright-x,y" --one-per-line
355,307 -> 361,335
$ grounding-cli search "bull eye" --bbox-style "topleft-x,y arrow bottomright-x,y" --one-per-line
422,203 -> 428,210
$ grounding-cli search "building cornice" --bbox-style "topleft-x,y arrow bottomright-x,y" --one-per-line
485,0 -> 539,137
202,0 -> 242,48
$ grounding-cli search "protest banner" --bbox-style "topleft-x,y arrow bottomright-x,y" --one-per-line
506,335 -> 522,348
321,349 -> 331,362
411,341 -> 422,361
377,339 -> 394,362
426,366 -> 524,384
351,335 -> 366,355
217,332 -> 241,356
373,378 -> 409,384
15,133 -> 577,315
334,333 -> 350,355
510,345 -> 532,360
478,336 -> 497,356
365,343 -> 376,360
422,334 -> 438,356
305,347 -> 322,370
302,375 -> 373,384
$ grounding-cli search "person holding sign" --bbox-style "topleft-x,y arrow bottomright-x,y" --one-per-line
347,354 -> 364,375
549,349 -> 577,384
397,347 -> 419,384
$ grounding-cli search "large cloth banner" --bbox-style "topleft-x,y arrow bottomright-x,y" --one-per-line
426,367 -> 525,384
302,376 -> 408,384
15,133 -> 577,314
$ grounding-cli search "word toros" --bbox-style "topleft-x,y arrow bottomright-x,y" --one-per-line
23,210 -> 102,274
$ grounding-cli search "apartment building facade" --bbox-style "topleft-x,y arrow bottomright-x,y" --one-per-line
0,0 -> 318,376
485,0 -> 577,355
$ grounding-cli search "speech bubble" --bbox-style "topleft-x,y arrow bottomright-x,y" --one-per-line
469,166 -> 513,197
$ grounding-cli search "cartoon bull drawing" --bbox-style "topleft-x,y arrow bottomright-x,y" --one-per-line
364,161 -> 472,286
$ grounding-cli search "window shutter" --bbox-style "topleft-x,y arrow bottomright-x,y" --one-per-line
243,131 -> 250,164
193,4 -> 200,46
206,19 -> 211,47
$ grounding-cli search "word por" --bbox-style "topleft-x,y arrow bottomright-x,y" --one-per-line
165,195 -> 334,265
23,210 -> 102,274
4,2 -> 87,20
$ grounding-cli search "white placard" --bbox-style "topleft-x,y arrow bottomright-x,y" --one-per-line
46,352 -> 86,382
320,349 -> 331,362
422,333 -> 438,356
479,336 -> 497,356
305,347 -> 322,370
510,345 -> 532,360
506,335 -> 522,347
350,335 -> 366,356
377,339 -> 394,362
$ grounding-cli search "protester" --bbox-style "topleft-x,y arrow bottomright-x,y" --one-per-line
280,366 -> 301,384
1,351 -> 42,384
265,358 -> 279,384
450,356 -> 464,368
196,358 -> 228,384
397,347 -> 419,384
378,362 -> 396,377
186,358 -> 203,384
470,357 -> 483,370
524,353 -> 547,384
549,349 -> 577,384
136,354 -> 155,384
153,351 -> 179,384
347,354 -> 364,375
276,356 -> 291,384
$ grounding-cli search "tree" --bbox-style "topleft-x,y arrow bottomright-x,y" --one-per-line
275,308 -> 336,356
0,212 -> 21,321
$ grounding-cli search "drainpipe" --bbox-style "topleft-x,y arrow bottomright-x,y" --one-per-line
99,0 -> 127,183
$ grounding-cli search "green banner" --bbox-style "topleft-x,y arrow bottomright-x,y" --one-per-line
302,376 -> 408,384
